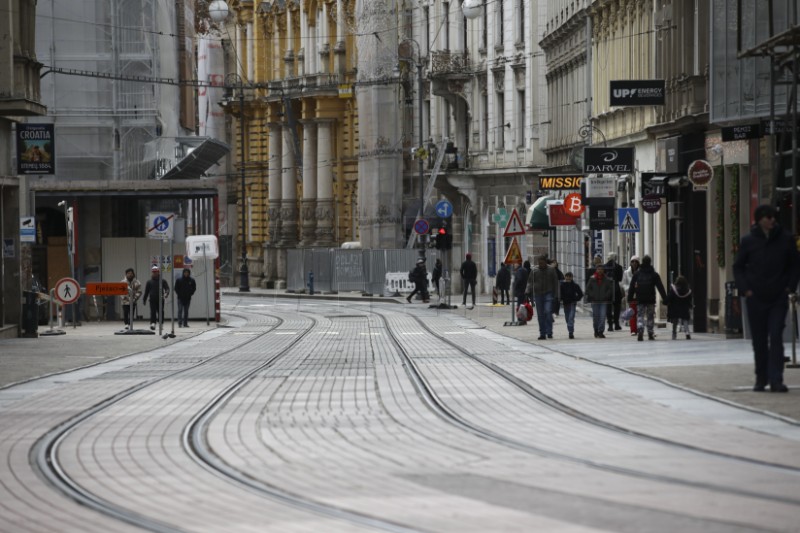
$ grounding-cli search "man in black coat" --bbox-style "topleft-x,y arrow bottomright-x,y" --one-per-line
513,261 -> 529,310
627,255 -> 667,341
143,265 -> 170,330
495,263 -> 511,305
733,204 -> 800,393
605,253 -> 624,330
174,268 -> 197,327
460,253 -> 478,308
406,259 -> 430,303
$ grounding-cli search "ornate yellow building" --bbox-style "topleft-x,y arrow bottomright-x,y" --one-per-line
221,0 -> 358,287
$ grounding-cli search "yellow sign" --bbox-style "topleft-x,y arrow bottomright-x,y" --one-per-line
504,237 -> 523,265
338,84 -> 353,98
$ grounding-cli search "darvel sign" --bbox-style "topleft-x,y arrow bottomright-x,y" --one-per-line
583,147 -> 635,174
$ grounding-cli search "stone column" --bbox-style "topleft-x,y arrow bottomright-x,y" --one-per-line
300,120 -> 317,246
279,125 -> 298,247
264,122 -> 283,282
316,119 -> 335,246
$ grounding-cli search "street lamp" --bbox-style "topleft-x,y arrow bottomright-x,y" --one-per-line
210,2 -> 249,292
399,38 -> 425,259
578,123 -> 607,147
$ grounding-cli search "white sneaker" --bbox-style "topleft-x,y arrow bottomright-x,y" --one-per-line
150,323 -> 155,330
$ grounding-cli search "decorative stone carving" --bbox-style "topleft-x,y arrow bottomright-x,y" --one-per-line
493,69 -> 504,93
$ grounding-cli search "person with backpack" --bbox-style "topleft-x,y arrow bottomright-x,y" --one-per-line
733,204 -> 800,392
627,255 -> 668,341
495,263 -> 511,305
667,275 -> 693,340
406,258 -> 430,303
560,271 -> 584,339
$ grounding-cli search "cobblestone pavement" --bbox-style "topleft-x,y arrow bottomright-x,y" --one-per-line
0,291 -> 798,532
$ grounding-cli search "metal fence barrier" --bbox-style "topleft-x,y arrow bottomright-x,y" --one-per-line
287,249 -> 443,296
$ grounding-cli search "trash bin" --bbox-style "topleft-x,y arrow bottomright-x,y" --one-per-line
22,290 -> 39,338
724,281 -> 742,335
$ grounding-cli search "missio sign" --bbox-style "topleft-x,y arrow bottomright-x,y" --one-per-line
687,160 -> 714,191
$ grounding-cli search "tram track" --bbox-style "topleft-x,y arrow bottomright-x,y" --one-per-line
357,304 -> 800,508
31,307 -> 422,533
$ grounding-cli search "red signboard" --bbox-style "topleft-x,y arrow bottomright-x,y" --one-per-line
548,202 -> 579,226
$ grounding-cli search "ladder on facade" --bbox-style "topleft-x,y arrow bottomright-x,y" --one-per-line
406,137 -> 449,249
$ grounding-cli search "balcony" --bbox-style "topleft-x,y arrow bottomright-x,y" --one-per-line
429,50 -> 472,79
0,53 -> 46,116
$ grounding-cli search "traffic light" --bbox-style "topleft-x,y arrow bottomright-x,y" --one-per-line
436,226 -> 452,250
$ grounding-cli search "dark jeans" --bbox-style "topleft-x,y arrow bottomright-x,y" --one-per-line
178,298 -> 191,326
462,279 -> 476,305
409,282 -> 429,301
534,292 -> 554,336
498,289 -> 510,304
148,299 -> 165,325
746,296 -> 789,386
123,303 -> 137,325
563,302 -> 576,333
607,284 -> 621,325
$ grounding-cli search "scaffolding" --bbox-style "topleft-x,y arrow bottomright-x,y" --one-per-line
37,0 -> 181,182
737,0 -> 800,236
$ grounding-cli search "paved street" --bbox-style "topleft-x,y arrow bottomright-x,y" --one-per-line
1,292 -> 799,532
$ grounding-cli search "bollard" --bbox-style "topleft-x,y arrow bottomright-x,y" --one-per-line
308,271 -> 314,295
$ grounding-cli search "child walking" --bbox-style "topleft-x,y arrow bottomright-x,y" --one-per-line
559,272 -> 583,339
667,275 -> 693,339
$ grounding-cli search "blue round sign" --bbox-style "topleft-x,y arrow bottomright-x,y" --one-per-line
153,216 -> 170,231
413,218 -> 430,235
436,200 -> 453,218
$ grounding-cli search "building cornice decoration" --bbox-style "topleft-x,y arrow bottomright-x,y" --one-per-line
492,67 -> 504,93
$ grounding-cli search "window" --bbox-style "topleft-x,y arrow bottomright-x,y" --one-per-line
517,89 -> 525,148
482,1 -> 488,49
518,0 -> 525,43
497,93 -> 505,149
482,92 -> 489,150
496,1 -> 504,47
443,2 -> 450,50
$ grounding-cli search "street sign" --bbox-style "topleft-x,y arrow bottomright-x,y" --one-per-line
147,212 -> 175,240
86,282 -> 129,296
687,160 -> 714,190
20,216 -> 36,243
585,175 -> 616,198
413,218 -> 430,235
503,237 -> 523,265
435,199 -> 453,218
503,208 -> 526,237
186,235 -> 219,260
617,208 -> 640,233
54,277 -> 80,305
492,208 -> 509,227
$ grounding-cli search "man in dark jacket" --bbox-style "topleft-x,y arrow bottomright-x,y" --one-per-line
143,265 -> 170,331
513,262 -> 529,310
527,255 -> 559,340
460,253 -> 478,308
560,272 -> 584,339
174,268 -> 197,327
733,204 -> 800,392
431,259 -> 443,296
495,263 -> 511,305
627,255 -> 667,341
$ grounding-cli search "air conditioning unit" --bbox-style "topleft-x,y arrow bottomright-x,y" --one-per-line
667,201 -> 684,220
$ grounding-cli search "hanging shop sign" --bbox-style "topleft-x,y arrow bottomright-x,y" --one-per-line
563,193 -> 585,217
17,123 -> 55,175
687,159 -> 714,191
589,206 -> 615,230
547,201 -> 578,226
583,147 -> 635,174
640,194 -> 662,214
585,175 -> 616,198
721,124 -> 760,142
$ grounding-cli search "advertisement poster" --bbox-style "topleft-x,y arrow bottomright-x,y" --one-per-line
17,124 -> 55,175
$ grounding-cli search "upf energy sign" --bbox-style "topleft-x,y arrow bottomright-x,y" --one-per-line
147,213 -> 175,240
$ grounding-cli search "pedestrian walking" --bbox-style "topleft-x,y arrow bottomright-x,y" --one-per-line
495,263 -> 511,305
667,275 -> 693,340
406,259 -> 430,303
550,260 -> 565,316
605,253 -> 624,331
733,204 -> 800,393
143,265 -> 170,330
585,264 -> 614,338
121,267 -> 142,327
460,253 -> 478,308
621,255 -> 640,336
174,268 -> 197,328
527,255 -> 559,340
513,262 -> 529,310
431,258 -> 443,297
627,255 -> 668,341
560,271 -> 584,339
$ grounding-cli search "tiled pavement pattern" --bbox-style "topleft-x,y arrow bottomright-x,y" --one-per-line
0,296 -> 799,532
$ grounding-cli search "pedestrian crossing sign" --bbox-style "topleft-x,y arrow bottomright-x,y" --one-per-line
617,208 -> 640,233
